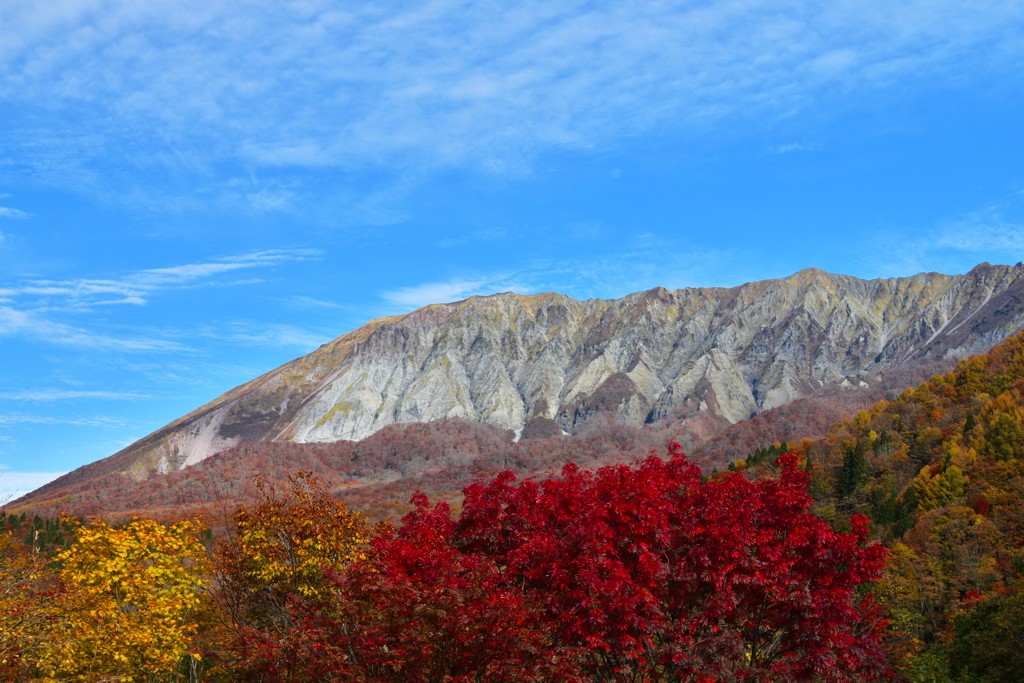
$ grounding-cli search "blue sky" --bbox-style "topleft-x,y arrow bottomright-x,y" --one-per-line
2,1 -> 1024,500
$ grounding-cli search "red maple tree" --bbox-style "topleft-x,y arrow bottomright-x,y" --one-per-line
230,444 -> 889,682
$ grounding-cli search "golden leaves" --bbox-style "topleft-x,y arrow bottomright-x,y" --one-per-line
226,472 -> 369,601
34,518 -> 209,682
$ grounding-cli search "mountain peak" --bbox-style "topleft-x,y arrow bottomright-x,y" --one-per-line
19,264 -> 1024,504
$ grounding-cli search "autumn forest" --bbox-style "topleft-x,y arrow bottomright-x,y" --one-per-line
7,332 -> 1024,681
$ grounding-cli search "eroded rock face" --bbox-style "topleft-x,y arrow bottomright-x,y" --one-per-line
84,263 -> 1024,478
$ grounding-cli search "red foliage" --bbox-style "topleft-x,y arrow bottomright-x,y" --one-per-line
970,493 -> 992,517
454,446 -> 889,681
227,445 -> 890,681
334,496 -> 573,681
230,496 -> 572,682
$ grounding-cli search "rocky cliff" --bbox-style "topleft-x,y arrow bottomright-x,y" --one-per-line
31,263 -> 1024,488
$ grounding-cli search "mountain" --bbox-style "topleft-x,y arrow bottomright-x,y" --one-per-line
13,263 -> 1024,513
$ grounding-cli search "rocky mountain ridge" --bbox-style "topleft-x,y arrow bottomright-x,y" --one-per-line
22,263 -> 1024,495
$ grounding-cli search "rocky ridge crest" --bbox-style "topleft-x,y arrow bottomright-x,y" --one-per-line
38,263 -> 1024,487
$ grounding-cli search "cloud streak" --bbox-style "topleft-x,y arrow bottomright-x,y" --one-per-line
0,206 -> 30,219
851,192 -> 1024,277
377,241 -> 748,313
0,389 -> 148,401
197,320 -> 334,351
0,248 -> 319,352
1,2 -> 1022,205
0,414 -> 127,428
382,279 -> 497,309
0,305 -> 186,352
1,248 -> 319,309
936,215 -> 1024,254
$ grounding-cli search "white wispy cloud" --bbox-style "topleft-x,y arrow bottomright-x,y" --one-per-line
767,142 -> 821,155
197,321 -> 333,351
930,195 -> 1024,258
0,305 -> 186,352
381,279 -> 500,309
0,414 -> 127,428
136,249 -> 318,285
286,295 -> 350,310
849,192 -> 1024,277
0,389 -> 148,401
936,223 -> 1024,253
2,248 -> 320,309
1,2 -> 1021,205
0,249 -> 321,353
438,228 -> 508,248
0,470 -> 68,503
0,206 -> 30,219
377,241 -> 752,312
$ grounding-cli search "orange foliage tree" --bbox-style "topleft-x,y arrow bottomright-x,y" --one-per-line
207,472 -> 371,680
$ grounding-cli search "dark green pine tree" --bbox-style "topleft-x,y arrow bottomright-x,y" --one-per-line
838,442 -> 869,498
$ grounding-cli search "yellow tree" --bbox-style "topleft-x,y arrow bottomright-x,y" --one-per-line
0,531 -> 51,679
34,517 -> 210,683
206,473 -> 371,681
222,471 -> 370,602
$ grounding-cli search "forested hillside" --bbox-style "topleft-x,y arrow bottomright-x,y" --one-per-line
11,360 -> 928,524
753,331 -> 1024,680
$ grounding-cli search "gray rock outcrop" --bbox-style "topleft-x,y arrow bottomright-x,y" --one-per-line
67,263 -> 1024,479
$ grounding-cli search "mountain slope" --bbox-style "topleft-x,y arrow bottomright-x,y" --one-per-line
15,263 -> 1024,508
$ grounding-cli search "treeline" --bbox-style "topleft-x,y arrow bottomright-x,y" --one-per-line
1,450 -> 888,682
15,358 -> 934,525
0,512 -> 77,555
16,415 -> 689,523
738,332 -> 1024,681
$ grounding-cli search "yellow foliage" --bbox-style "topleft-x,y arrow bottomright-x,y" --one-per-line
220,472 -> 369,610
910,465 -> 969,513
33,518 -> 209,683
